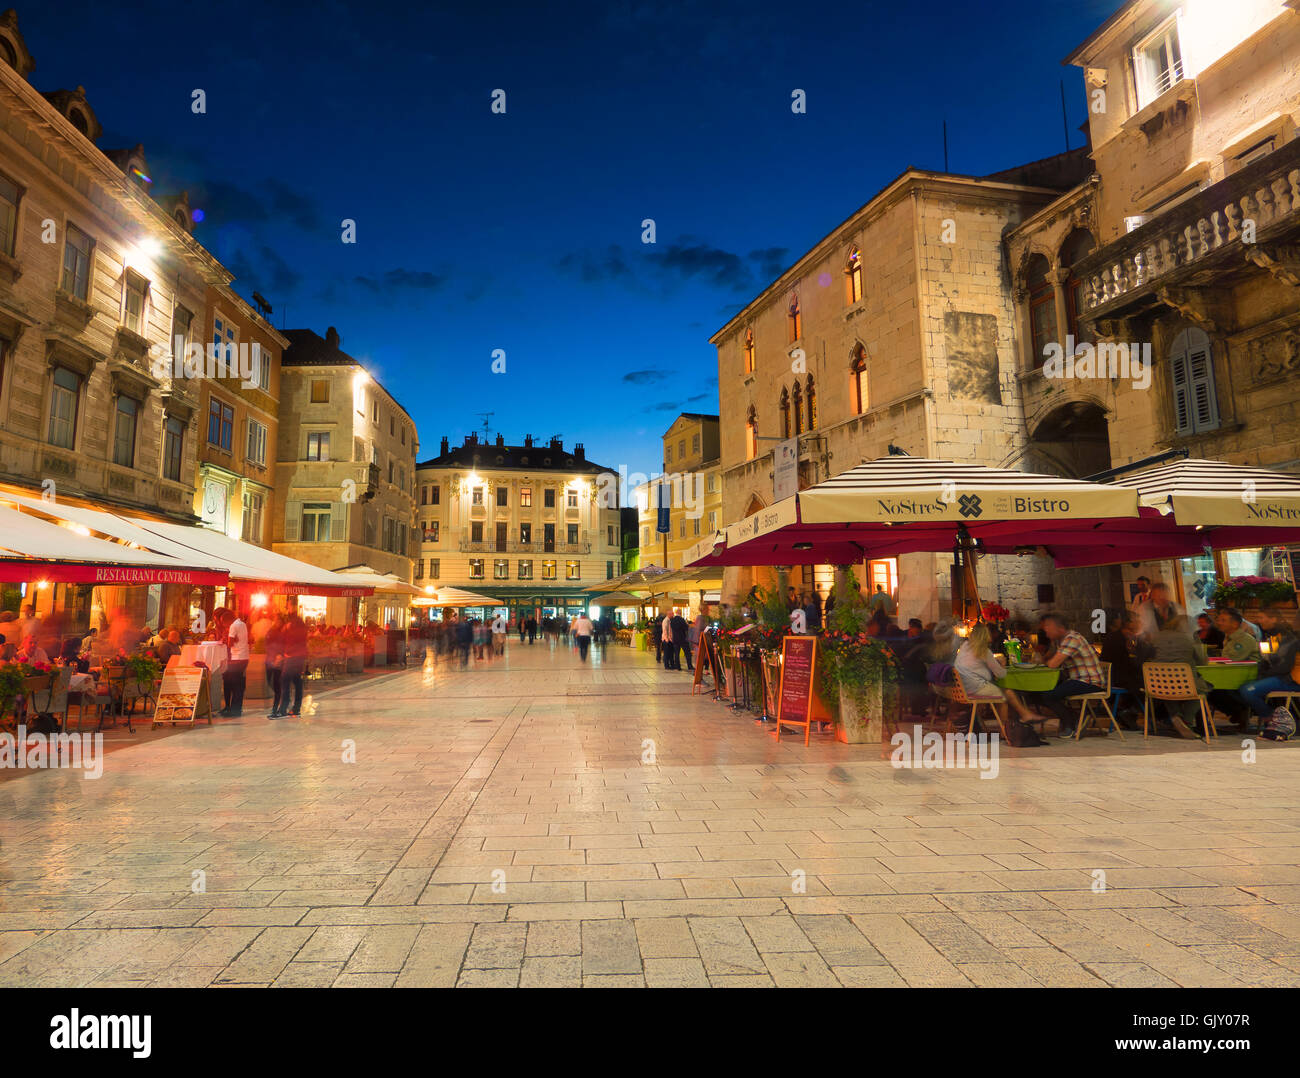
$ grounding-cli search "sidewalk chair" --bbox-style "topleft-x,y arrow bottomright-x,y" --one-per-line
1074,661 -> 1123,740
945,677 -> 1009,740
29,666 -> 72,732
1265,688 -> 1300,722
1141,661 -> 1216,744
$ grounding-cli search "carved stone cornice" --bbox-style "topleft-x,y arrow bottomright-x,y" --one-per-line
1244,243 -> 1300,287
1155,286 -> 1234,335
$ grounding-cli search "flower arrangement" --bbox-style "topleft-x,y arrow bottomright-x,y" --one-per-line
1210,576 -> 1297,608
816,571 -> 900,714
981,601 -> 1010,623
0,661 -> 26,711
122,652 -> 161,687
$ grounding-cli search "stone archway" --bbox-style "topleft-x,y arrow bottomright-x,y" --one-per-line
1025,400 -> 1111,479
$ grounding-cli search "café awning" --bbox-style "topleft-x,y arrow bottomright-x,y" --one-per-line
0,505 -> 228,585
333,566 -> 422,596
1,493 -> 371,595
414,586 -> 503,608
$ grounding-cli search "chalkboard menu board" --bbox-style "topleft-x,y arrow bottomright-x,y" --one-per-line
776,635 -> 818,742
153,666 -> 210,726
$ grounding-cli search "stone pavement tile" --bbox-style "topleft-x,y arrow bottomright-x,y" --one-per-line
1179,906 -> 1300,957
345,924 -> 422,973
1188,865 -> 1300,886
333,972 -> 397,987
1037,889 -> 1174,910
1001,946 -> 1106,987
1156,886 -> 1261,907
733,876 -> 830,898
215,927 -> 313,984
69,909 -> 208,929
814,874 -> 906,896
761,950 -> 839,987
879,872 -> 1007,894
901,913 -> 1007,964
148,964 -> 222,987
741,914 -> 815,954
1186,944 -> 1300,986
529,863 -> 659,882
464,922 -> 527,969
525,920 -> 581,957
0,931 -> 48,965
394,923 -> 474,987
707,974 -> 774,987
195,908 -> 309,927
585,847 -> 701,864
295,926 -> 368,964
587,880 -> 686,902
681,880 -> 742,899
962,912 -> 1050,949
643,957 -> 709,987
581,919 -> 642,975
848,914 -> 972,987
689,917 -> 766,976
504,901 -> 624,921
1084,962 -> 1180,987
635,918 -> 698,960
583,974 -> 645,987
1117,849 -> 1249,868
984,870 -> 1097,891
786,895 -> 947,915
1068,909 -> 1248,986
793,915 -> 885,966
654,860 -> 787,879
832,964 -> 906,987
1224,846 -> 1300,865
623,898 -> 783,919
520,955 -> 582,987
272,961 -> 344,987
1009,912 -> 1137,963
955,961 -> 1042,987
469,881 -> 584,904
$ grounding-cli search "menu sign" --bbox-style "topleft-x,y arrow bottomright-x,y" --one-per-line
778,635 -> 817,727
153,666 -> 208,725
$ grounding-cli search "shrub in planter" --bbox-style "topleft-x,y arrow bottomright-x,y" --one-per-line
1211,576 -> 1297,609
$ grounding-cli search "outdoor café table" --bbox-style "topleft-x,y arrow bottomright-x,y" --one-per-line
180,642 -> 226,716
1197,662 -> 1259,691
995,665 -> 1061,693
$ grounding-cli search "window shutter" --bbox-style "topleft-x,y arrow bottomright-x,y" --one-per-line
1187,344 -> 1219,432
1170,352 -> 1192,435
284,501 -> 300,541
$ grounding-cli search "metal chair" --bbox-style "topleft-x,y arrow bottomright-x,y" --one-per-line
28,666 -> 72,731
1141,661 -> 1215,744
945,676 -> 1009,740
1074,661 -> 1122,740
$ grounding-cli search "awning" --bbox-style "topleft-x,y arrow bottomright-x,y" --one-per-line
587,565 -> 675,594
0,505 -> 228,585
1,493 -> 372,596
414,586 -> 504,608
333,566 -> 422,596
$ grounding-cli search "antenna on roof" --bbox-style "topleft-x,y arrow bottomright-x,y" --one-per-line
1060,80 -> 1070,152
252,291 -> 272,319
477,412 -> 494,437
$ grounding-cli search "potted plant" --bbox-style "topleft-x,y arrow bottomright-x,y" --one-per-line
816,574 -> 899,743
1211,576 -> 1297,614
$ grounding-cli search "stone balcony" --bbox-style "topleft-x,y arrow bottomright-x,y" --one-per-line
1078,137 -> 1300,334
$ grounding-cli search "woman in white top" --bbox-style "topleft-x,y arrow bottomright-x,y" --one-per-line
955,623 -> 1052,727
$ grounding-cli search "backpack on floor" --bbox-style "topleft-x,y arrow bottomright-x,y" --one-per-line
1005,718 -> 1044,747
1261,706 -> 1296,742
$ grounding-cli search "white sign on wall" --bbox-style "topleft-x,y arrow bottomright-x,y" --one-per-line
773,438 -> 799,502
201,478 -> 228,532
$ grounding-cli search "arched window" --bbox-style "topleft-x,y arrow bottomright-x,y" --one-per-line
0,37 -> 16,68
805,374 -> 817,430
780,387 -> 791,438
787,295 -> 801,343
850,345 -> 868,414
743,327 -> 755,373
745,406 -> 758,461
1169,327 -> 1220,436
1060,229 -> 1096,346
845,247 -> 863,305
792,380 -> 803,435
1026,254 -> 1057,369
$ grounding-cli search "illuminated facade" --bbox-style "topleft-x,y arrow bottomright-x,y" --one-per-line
635,412 -> 723,572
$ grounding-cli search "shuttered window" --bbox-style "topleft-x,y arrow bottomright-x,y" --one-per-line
1169,328 -> 1219,437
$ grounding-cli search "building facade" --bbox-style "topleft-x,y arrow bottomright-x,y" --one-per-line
712,156 -> 1101,624
273,326 -> 419,621
415,433 -> 622,621
635,412 -> 723,572
1010,0 -> 1300,616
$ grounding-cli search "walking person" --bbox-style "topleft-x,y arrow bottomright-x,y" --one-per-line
221,608 -> 250,718
276,611 -> 308,718
491,611 -> 507,657
265,614 -> 286,718
573,611 -> 594,661
650,613 -> 663,663
668,611 -> 688,670
526,615 -> 537,645
456,617 -> 473,667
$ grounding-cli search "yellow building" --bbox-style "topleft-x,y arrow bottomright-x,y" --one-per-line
635,413 -> 723,576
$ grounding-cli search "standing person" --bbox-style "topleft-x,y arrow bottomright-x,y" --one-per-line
573,611 -> 594,661
786,586 -> 799,612
17,603 -> 40,644
276,611 -> 308,718
1129,576 -> 1152,617
802,591 -> 823,633
518,616 -> 526,644
526,615 -> 537,645
1135,582 -> 1179,638
221,608 -> 250,718
870,585 -> 896,617
650,612 -> 663,663
1037,613 -> 1108,738
491,611 -> 507,656
265,615 -> 286,718
456,617 -> 473,667
669,611 -> 690,672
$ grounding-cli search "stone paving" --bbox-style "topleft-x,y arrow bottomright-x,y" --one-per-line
2,638 -> 1300,987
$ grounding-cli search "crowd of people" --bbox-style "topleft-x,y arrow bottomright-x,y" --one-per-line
416,611 -> 613,665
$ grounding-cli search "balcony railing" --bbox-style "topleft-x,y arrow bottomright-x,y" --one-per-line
1079,139 -> 1300,326
457,540 -> 591,554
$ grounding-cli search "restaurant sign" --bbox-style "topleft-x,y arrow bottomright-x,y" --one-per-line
0,560 -> 229,586
725,498 -> 798,545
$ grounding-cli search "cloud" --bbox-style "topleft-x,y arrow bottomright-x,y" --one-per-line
650,401 -> 680,411
557,238 -> 788,297
622,370 -> 665,385
226,244 -> 302,296
353,268 -> 447,293
556,245 -> 632,283
686,393 -> 711,403
188,177 -> 323,232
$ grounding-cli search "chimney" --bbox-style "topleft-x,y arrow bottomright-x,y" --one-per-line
524,434 -> 534,448
325,326 -> 340,349
464,433 -> 477,446
496,434 -> 505,447
574,443 -> 585,460
550,436 -> 562,450
440,436 -> 449,455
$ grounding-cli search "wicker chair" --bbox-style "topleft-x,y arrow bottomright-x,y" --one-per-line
1141,661 -> 1215,744
1073,661 -> 1122,740
945,676 -> 1009,740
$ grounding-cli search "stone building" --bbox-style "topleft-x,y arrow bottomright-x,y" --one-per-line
415,434 -> 623,622
1009,0 -> 1300,617
273,326 -> 419,624
194,284 -> 286,548
712,155 -> 1096,624
635,412 -> 723,575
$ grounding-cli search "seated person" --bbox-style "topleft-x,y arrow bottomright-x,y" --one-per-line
16,634 -> 50,666
157,630 -> 183,666
1239,605 -> 1300,727
1150,615 -> 1210,739
1216,608 -> 1262,663
1098,610 -> 1151,727
1038,613 -> 1108,738
954,623 -> 1052,731
1196,612 -> 1225,650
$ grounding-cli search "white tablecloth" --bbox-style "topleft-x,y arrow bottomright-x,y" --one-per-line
69,673 -> 96,694
180,641 -> 227,675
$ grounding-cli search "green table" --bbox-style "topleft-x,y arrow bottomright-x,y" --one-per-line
1196,662 -> 1258,691
995,666 -> 1060,692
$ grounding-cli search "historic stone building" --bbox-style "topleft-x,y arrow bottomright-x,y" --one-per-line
635,412 -> 723,573
273,326 -> 419,620
415,433 -> 623,621
1009,0 -> 1300,616
712,155 -> 1096,623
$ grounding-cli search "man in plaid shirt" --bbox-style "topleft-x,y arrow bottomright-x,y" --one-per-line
1039,613 -> 1106,738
